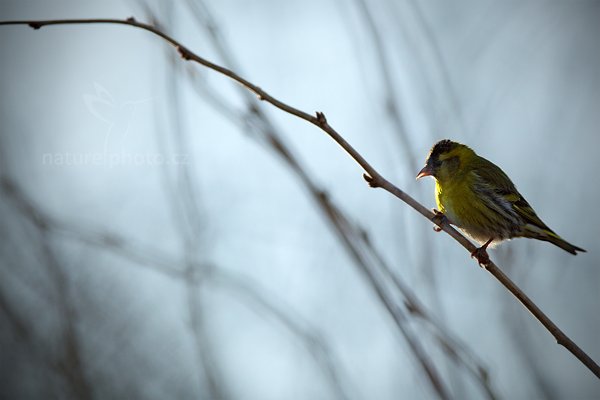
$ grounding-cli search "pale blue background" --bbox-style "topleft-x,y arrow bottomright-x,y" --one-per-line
1,1 -> 599,399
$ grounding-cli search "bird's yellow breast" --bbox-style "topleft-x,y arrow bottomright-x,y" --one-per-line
435,173 -> 495,243
435,178 -> 472,225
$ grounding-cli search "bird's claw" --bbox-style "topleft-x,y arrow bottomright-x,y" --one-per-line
431,209 -> 447,232
471,247 -> 491,267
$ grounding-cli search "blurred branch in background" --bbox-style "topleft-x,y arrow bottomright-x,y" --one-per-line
0,5 -> 597,399
38,234 -> 93,400
86,10 -> 599,381
347,3 -> 461,393
174,0 -> 452,395
85,14 -> 598,380
178,1 -> 499,398
403,0 -> 467,137
352,0 -> 417,171
1,178 -> 92,399
0,7 -> 500,400
0,174 -> 352,399
157,3 -> 231,398
505,298 -> 558,400
0,249 -> 60,392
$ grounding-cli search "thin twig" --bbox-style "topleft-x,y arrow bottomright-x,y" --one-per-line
1,17 -> 598,380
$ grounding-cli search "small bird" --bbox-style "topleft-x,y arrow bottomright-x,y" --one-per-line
416,139 -> 585,263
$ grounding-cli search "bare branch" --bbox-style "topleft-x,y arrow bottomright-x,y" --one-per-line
1,17 -> 598,380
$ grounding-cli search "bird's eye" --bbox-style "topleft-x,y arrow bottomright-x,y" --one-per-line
443,156 -> 460,172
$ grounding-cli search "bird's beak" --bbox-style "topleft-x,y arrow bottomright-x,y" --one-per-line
416,165 -> 433,180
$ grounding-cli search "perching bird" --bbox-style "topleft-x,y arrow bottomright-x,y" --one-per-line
416,139 -> 585,262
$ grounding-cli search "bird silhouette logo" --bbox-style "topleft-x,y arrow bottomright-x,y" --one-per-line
83,82 -> 153,155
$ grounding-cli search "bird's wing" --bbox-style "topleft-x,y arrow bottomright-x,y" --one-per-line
471,156 -> 553,232
503,192 -> 553,232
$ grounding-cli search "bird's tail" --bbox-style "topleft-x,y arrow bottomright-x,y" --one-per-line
528,228 -> 586,255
